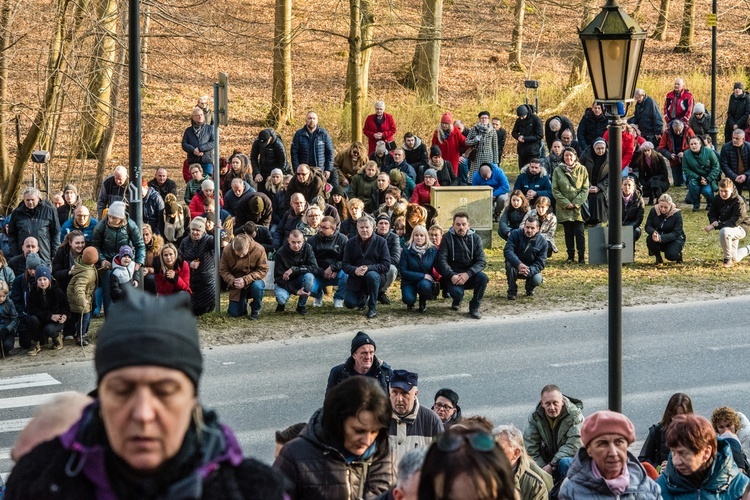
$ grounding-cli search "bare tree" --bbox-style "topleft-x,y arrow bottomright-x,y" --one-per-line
508,0 -> 526,72
651,0 -> 670,40
409,0 -> 442,103
346,0 -> 364,143
567,0 -> 597,88
141,3 -> 151,87
674,0 -> 695,52
267,0 -> 293,128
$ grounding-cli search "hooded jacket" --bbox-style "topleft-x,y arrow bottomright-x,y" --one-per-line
250,129 -> 289,179
514,165 -> 552,202
436,228 -> 486,278
219,237 -> 269,301
576,108 -> 609,150
326,355 -> 393,395
66,256 -> 98,314
504,227 -> 548,276
708,188 -> 750,233
523,394 -> 584,468
274,408 -> 396,500
512,106 -> 544,158
561,448 -> 662,499
350,170 -> 380,213
657,438 -> 750,500
401,136 -> 429,170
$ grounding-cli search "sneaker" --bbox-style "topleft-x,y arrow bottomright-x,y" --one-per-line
75,335 -> 89,347
249,312 -> 260,320
275,304 -> 285,313
296,306 -> 308,316
367,308 -> 377,319
526,289 -> 536,297
27,342 -> 41,356
469,309 -> 482,319
313,296 -> 323,308
52,333 -> 63,351
451,299 -> 461,311
334,299 -> 344,309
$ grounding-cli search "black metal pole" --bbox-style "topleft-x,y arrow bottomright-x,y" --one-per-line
213,83 -> 221,314
708,0 -> 718,147
607,113 -> 623,413
128,0 -> 143,235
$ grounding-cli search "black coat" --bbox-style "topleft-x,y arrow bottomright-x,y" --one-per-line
719,141 -> 750,188
369,152 -> 395,172
250,129 -> 290,180
28,283 -> 69,323
181,123 -> 215,165
273,209 -> 304,249
504,228 -> 547,276
645,207 -> 685,243
179,234 -> 215,310
708,189 -> 750,233
580,148 -> 610,224
234,191 -> 274,229
378,230 -> 402,266
7,200 -> 60,265
726,92 -> 750,139
273,242 -> 320,289
577,108 -> 608,150
628,95 -> 664,140
512,110 -> 544,158
51,246 -> 76,292
96,175 -> 130,218
342,234 -> 391,293
326,355 -> 393,395
543,115 -> 575,150
622,192 -> 645,228
308,231 -> 348,273
633,150 -> 670,190
148,177 -> 177,201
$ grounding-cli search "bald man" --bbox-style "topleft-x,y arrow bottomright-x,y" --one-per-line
96,166 -> 130,219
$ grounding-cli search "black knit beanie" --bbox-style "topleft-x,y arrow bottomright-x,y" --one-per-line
95,288 -> 203,389
351,331 -> 376,354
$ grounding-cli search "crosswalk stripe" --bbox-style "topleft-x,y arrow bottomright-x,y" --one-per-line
0,392 -> 69,410
0,418 -> 30,433
0,448 -> 9,460
1,472 -> 7,483
0,373 -> 60,392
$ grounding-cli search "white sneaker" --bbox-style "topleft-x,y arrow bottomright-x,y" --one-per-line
334,299 -> 344,309
313,296 -> 323,307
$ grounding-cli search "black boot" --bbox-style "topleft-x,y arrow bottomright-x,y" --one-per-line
418,298 -> 427,313
654,252 -> 664,264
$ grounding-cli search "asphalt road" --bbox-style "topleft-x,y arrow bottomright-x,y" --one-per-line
0,295 -> 748,480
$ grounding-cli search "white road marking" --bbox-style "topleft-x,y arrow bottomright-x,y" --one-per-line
0,373 -> 60,392
420,373 -> 472,382
0,392 -> 72,410
0,418 -> 30,433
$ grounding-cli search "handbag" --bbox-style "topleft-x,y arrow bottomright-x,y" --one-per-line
430,280 -> 441,299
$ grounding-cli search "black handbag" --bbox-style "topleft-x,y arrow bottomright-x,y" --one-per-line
430,280 -> 441,299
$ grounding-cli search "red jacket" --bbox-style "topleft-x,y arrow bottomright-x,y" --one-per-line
431,128 -> 466,176
363,113 -> 397,155
154,260 -> 192,295
658,127 -> 695,167
410,181 -> 439,206
602,129 -> 639,168
189,191 -> 224,219
663,89 -> 694,124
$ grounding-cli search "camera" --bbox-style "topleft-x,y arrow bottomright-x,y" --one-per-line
524,80 -> 539,89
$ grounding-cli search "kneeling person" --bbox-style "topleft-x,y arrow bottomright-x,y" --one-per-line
504,216 -> 548,300
274,230 -> 318,315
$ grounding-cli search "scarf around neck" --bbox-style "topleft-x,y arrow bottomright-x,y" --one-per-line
591,458 -> 630,496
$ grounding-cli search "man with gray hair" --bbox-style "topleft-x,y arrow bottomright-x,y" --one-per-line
495,424 -> 552,500
7,187 -> 60,264
96,165 -> 130,219
342,216 -> 391,319
376,447 -> 428,500
720,128 -> 750,199
628,88 -> 664,145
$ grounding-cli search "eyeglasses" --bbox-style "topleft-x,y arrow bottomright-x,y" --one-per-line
434,430 -> 496,453
434,403 -> 454,411
297,172 -> 308,177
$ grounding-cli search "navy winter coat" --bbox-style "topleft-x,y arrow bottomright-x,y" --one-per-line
291,126 -> 334,172
342,234 -> 391,293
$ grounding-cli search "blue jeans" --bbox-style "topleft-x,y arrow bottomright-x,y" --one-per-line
275,273 -> 314,307
344,271 -> 381,311
558,457 -> 573,478
202,163 -> 214,177
687,180 -> 714,208
505,262 -> 543,295
99,269 -> 113,318
445,272 -> 488,311
71,312 -> 92,337
401,279 -> 434,307
312,271 -> 348,300
458,157 -> 469,186
227,280 -> 265,317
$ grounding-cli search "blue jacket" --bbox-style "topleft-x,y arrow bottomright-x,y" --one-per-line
514,165 -> 552,201
657,438 -> 750,500
504,228 -> 548,276
400,245 -> 437,285
386,161 -> 417,183
471,163 -> 510,197
181,122 -> 215,165
628,94 -> 664,139
60,217 -> 98,243
291,126 -> 334,172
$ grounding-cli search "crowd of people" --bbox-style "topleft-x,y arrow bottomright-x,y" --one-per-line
1,80 -> 750,355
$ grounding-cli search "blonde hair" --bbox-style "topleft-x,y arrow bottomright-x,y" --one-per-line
407,225 -> 434,250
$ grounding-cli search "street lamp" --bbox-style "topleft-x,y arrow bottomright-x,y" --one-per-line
579,0 -> 646,413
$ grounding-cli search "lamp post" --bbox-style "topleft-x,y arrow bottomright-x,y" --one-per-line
579,0 -> 646,413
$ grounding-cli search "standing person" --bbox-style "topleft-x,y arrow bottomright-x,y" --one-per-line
645,193 -> 685,264
656,415 -> 750,500
274,376 -> 396,499
560,411 -> 662,499
66,246 -> 98,347
363,100 -> 397,155
0,280 -> 17,355
726,82 -> 750,142
219,233 -> 267,320
492,116 -> 508,159
552,147 -> 590,264
511,105 -> 544,171
273,230 -> 317,316
7,187 -> 60,265
181,107 -> 215,176
704,178 -> 750,267
432,389 -> 462,429
60,205 -> 97,243
342,216 -> 391,319
628,89 -> 664,145
326,331 -> 393,395
148,167 -> 178,202
250,128 -> 289,189
683,135 -> 720,211
5,290 -> 288,499
580,138 -> 610,226
291,111 -> 337,185
436,212 -> 487,319
639,393 -> 694,469
431,112 -> 466,182
576,102 -> 608,152
96,165 -> 130,218
467,111 -> 499,181
153,243 -> 192,297
196,94 -> 213,124
663,77 -> 694,125
57,184 -> 80,223
720,128 -> 750,199
400,225 -> 437,313
179,217 -> 215,315
504,216 -> 547,300
632,141 -> 670,205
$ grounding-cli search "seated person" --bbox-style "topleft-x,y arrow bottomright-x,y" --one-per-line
711,406 -> 750,464
340,198 -> 365,239
704,177 -> 750,267
273,193 -> 307,249
632,141 -> 670,205
219,233 -> 268,320
296,205 -> 323,240
522,196 -> 557,257
498,190 -> 530,241
504,216 -> 547,300
273,230 -> 318,315
682,135 -> 720,211
471,162 -> 510,220
369,140 -> 395,172
26,265 -> 69,355
645,193 -> 685,264
514,157 -> 552,207
622,176 -> 645,242
308,216 -> 348,308
432,388 -> 462,429
183,164 -> 205,205
110,245 -> 139,303
350,161 -> 381,214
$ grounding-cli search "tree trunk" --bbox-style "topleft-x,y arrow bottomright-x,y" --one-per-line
347,0 -> 363,144
0,0 -> 12,189
651,0 -> 670,41
267,0 -> 293,128
409,0 -> 442,103
631,0 -> 644,18
76,0 -> 118,158
674,0 -> 695,53
359,0 -> 373,107
508,0 -> 526,72
141,3 -> 151,87
0,0 -> 84,210
567,0 -> 597,88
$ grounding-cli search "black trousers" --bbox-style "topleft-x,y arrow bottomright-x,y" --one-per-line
561,221 -> 585,259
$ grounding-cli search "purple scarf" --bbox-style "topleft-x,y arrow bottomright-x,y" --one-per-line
591,459 -> 630,496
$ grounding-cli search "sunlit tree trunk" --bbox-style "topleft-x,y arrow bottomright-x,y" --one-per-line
508,0 -> 526,72
651,0 -> 670,41
410,0 -> 442,103
674,0 -> 695,53
267,0 -> 293,127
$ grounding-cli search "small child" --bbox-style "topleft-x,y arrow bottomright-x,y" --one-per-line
67,246 -> 99,346
110,245 -> 139,303
0,280 -> 18,355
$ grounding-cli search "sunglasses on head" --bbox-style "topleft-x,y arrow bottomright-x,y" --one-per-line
434,430 -> 496,453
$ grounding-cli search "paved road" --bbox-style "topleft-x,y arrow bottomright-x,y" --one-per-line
0,295 -> 747,481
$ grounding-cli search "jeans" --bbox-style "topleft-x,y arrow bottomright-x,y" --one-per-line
344,271 -> 381,311
70,312 -> 92,337
458,157 -> 469,186
228,279 -> 265,317
719,226 -> 747,261
493,194 -> 509,218
445,272 -> 488,311
505,262 -> 543,295
99,269 -> 113,318
671,164 -> 684,187
312,271 -> 348,300
401,279 -> 434,307
201,163 -> 214,177
275,273 -> 314,307
687,180 -> 714,208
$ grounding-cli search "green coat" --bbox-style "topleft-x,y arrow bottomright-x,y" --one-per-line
551,163 -> 590,223
66,257 -> 98,314
523,395 -> 584,468
682,146 -> 720,190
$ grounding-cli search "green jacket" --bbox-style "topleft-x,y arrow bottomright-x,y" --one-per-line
66,257 -> 98,314
551,164 -> 590,223
515,455 -> 549,500
523,395 -> 584,468
682,146 -> 720,189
